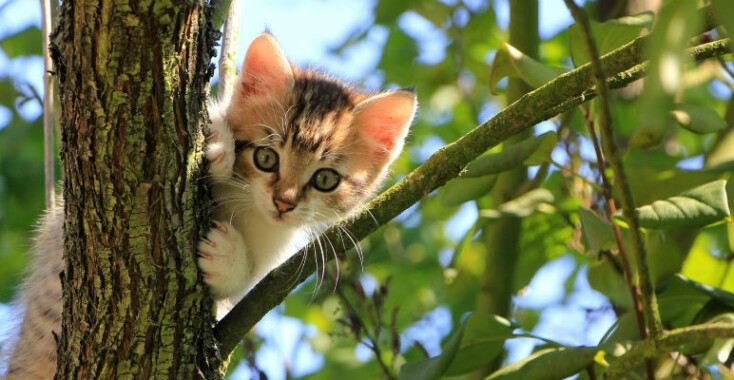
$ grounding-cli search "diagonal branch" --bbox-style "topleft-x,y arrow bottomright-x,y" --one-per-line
213,37 -> 732,356
600,323 -> 734,379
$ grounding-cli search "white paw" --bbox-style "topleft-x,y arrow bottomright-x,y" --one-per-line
206,104 -> 235,181
197,220 -> 249,299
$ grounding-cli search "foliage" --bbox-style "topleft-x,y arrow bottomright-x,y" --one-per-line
0,22 -> 52,302
2,0 -> 734,379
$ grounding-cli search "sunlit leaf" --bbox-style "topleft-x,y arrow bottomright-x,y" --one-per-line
486,346 -> 599,380
568,11 -> 653,67
489,43 -> 565,95
0,27 -> 42,58
671,103 -> 727,134
437,175 -> 497,208
639,0 -> 700,134
624,167 -> 722,206
479,189 -> 554,219
616,180 -> 730,229
463,132 -> 557,178
668,274 -> 734,307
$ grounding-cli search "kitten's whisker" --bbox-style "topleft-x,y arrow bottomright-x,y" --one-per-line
322,232 -> 340,292
336,222 -> 364,272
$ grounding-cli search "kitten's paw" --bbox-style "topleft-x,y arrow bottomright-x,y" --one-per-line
206,107 -> 235,181
198,220 -> 248,299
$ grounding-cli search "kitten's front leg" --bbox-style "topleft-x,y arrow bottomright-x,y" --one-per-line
198,221 -> 250,300
206,106 -> 235,182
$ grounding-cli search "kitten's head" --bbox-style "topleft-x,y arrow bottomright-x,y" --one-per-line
224,33 -> 416,227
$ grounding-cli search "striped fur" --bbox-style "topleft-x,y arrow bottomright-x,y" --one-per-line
4,205 -> 64,379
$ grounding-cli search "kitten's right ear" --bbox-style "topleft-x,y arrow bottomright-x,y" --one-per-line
239,33 -> 294,97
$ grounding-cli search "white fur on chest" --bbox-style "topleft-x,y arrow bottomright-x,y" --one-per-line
212,183 -> 302,293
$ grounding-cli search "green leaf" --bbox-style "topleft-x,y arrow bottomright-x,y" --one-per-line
587,257 -> 634,309
568,11 -> 653,67
437,175 -> 497,208
619,180 -> 730,229
639,0 -> 700,132
398,314 -> 514,380
444,314 -> 516,376
624,167 -> 722,206
667,274 -> 734,308
0,27 -> 42,58
486,346 -> 599,380
479,189 -> 554,219
671,103 -> 727,134
579,207 -> 617,253
489,43 -> 566,95
463,132 -> 557,178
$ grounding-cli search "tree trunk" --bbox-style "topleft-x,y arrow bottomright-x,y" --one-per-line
53,1 -> 222,378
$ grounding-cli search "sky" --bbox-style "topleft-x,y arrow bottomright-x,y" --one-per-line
0,0 -> 620,379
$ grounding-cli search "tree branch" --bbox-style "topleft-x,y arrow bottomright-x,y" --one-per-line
213,36 -> 732,356
600,323 -> 734,379
217,0 -> 240,102
40,0 -> 55,209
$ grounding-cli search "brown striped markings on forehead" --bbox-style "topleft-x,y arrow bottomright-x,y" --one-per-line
284,71 -> 366,154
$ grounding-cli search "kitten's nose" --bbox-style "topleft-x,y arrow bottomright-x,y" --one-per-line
273,198 -> 296,213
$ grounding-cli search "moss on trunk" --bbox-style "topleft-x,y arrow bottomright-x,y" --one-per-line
54,1 -> 222,378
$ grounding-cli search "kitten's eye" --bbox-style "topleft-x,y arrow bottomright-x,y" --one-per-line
254,147 -> 279,172
311,168 -> 340,192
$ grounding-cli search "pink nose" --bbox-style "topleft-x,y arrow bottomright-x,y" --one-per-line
273,198 -> 295,213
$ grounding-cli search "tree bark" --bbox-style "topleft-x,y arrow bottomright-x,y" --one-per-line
53,1 -> 222,378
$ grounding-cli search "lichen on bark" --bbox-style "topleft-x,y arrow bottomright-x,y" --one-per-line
53,1 -> 222,378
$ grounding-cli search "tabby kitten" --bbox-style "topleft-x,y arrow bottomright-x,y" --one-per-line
3,33 -> 416,379
201,33 -> 417,300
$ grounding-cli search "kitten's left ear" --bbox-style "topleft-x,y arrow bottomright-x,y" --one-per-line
353,90 -> 417,164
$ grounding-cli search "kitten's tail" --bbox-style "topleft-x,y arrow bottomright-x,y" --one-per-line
2,203 -> 64,380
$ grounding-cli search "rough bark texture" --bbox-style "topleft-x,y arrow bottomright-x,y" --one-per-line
53,1 -> 222,378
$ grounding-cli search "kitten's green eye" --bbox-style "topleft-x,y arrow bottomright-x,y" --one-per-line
311,168 -> 340,192
254,147 -> 279,172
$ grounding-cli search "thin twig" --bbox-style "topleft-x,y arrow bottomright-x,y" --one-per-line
564,2 -> 661,378
579,104 -> 647,344
41,0 -> 55,209
217,0 -> 241,102
213,36 -> 732,357
718,57 -> 734,81
549,158 -> 604,192
334,284 -> 395,380
564,0 -> 663,342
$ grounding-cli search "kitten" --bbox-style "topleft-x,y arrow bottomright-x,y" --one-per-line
2,33 -> 416,379
200,33 -> 417,301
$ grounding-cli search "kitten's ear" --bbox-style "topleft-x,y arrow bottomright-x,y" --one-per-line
353,90 -> 417,162
239,33 -> 294,97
